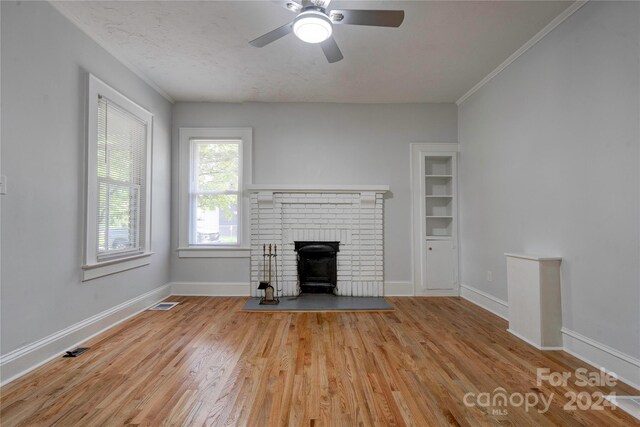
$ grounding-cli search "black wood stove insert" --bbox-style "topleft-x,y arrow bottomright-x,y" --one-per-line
294,241 -> 340,294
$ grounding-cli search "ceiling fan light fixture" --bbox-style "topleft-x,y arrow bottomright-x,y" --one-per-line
293,10 -> 333,44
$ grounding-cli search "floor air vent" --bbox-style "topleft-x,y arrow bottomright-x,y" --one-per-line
63,347 -> 89,358
148,302 -> 180,311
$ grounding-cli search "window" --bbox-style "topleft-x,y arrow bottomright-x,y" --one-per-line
179,128 -> 252,258
83,74 -> 153,280
190,140 -> 240,245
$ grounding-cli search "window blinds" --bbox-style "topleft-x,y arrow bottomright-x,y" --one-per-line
96,95 -> 147,259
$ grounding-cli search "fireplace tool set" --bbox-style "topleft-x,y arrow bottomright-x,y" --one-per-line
257,244 -> 279,305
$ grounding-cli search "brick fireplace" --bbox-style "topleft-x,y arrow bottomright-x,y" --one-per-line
248,185 -> 388,297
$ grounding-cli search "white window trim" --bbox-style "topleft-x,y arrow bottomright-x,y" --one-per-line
83,74 -> 153,280
178,127 -> 252,258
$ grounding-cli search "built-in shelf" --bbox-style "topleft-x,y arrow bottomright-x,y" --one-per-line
426,217 -> 453,237
425,177 -> 452,196
426,195 -> 452,216
425,157 -> 452,176
424,155 -> 456,238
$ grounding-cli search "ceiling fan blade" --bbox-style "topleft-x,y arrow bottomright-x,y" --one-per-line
329,10 -> 405,27
249,22 -> 293,47
320,37 -> 343,63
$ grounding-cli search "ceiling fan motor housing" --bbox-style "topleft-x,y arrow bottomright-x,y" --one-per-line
293,7 -> 333,44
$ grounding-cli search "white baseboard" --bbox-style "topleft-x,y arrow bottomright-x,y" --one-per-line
562,327 -> 640,391
0,284 -> 171,387
415,289 -> 460,297
384,281 -> 414,296
460,284 -> 639,391
170,282 -> 250,296
460,284 -> 508,320
507,328 -> 563,351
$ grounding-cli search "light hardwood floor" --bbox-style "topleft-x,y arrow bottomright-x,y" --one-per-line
1,297 -> 638,426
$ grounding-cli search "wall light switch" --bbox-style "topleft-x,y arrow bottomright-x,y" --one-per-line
0,175 -> 6,195
487,270 -> 493,282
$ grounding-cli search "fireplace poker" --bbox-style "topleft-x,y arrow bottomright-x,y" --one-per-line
268,244 -> 272,284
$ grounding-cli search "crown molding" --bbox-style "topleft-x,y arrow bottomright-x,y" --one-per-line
456,1 -> 589,106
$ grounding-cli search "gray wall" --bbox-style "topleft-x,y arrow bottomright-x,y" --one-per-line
1,1 -> 172,354
171,102 -> 457,284
458,1 -> 639,357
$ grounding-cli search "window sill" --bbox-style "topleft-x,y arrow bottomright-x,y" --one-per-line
177,247 -> 251,258
82,252 -> 153,281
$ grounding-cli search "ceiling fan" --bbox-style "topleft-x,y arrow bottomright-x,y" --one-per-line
249,0 -> 405,63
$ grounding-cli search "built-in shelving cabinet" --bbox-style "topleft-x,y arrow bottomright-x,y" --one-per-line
411,144 -> 459,295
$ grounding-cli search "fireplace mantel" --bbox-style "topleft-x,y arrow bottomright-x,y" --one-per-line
246,184 -> 389,194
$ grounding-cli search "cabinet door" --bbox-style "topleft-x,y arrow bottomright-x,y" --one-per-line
425,240 -> 456,290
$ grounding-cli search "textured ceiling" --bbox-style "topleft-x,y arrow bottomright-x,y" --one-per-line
52,1 -> 573,103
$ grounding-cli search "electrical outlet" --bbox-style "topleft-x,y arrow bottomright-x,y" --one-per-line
487,270 -> 493,282
0,175 -> 6,195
